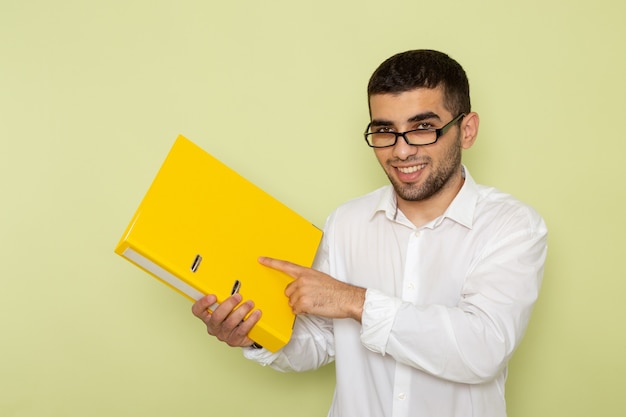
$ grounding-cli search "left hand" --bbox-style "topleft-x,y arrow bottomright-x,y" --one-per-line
191,293 -> 261,348
258,256 -> 366,322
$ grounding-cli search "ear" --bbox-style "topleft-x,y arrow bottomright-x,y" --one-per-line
460,112 -> 479,150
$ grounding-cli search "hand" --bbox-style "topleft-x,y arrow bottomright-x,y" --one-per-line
191,293 -> 262,348
258,256 -> 365,322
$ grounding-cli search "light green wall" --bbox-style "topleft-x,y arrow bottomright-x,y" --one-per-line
1,1 -> 624,416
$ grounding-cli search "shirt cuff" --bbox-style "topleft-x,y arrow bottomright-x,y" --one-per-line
242,345 -> 280,366
360,288 -> 402,355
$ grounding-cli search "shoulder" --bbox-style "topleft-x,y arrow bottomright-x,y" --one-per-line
321,186 -> 391,232
333,185 -> 390,217
474,184 -> 547,235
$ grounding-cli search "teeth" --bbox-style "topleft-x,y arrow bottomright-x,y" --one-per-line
398,164 -> 426,174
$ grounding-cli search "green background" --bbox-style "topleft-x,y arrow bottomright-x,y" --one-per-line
1,1 -> 624,416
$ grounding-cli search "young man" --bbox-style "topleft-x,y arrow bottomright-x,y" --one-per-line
192,49 -> 548,417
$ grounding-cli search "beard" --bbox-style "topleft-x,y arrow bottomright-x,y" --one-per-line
385,132 -> 463,202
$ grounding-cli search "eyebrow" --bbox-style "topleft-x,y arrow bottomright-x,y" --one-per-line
370,111 -> 442,127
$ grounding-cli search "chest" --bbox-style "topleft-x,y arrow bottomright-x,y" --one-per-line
329,219 -> 482,306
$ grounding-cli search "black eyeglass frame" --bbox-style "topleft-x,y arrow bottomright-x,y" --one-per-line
363,113 -> 466,148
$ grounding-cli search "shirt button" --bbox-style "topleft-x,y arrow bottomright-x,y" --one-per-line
398,393 -> 406,400
407,283 -> 415,290
414,230 -> 421,237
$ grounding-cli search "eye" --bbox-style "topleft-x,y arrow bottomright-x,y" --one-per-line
416,122 -> 434,130
373,126 -> 395,133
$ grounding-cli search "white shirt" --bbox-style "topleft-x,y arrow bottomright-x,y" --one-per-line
245,167 -> 548,417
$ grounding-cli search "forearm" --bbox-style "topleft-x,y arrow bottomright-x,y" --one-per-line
361,227 -> 547,384
244,314 -> 336,372
361,290 -> 524,383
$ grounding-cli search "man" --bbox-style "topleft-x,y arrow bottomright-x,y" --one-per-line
192,49 -> 548,417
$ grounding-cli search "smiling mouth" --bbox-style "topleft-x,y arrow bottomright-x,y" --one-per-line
397,163 -> 426,174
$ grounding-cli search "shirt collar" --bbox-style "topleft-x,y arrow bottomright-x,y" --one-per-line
372,165 -> 479,229
373,185 -> 399,221
438,165 -> 478,229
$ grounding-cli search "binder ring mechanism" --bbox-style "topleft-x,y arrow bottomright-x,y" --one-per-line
191,254 -> 202,273
190,254 -> 241,296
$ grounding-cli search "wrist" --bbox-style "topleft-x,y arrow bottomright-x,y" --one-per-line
349,287 -> 366,323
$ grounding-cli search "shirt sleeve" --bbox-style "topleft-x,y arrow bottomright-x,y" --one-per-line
243,314 -> 335,372
361,209 -> 548,384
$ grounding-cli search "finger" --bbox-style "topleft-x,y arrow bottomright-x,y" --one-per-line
287,290 -> 307,315
218,301 -> 260,346
202,294 -> 243,338
227,309 -> 262,346
258,256 -> 303,277
191,294 -> 218,319
209,295 -> 256,337
210,293 -> 243,323
222,299 -> 255,329
284,277 -> 301,298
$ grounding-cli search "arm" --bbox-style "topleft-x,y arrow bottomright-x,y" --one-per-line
243,313 -> 336,372
361,216 -> 548,384
191,291 -> 336,372
191,263 -> 338,373
261,208 -> 547,384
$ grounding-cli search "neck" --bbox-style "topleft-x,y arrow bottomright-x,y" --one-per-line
397,169 -> 465,228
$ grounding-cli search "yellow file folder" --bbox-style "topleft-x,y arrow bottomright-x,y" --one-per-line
115,135 -> 322,352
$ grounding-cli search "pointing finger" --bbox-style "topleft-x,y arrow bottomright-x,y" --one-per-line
258,256 -> 303,277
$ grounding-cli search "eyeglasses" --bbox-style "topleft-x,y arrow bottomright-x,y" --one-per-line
363,113 -> 466,148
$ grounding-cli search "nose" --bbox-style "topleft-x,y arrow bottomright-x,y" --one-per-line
392,134 -> 419,160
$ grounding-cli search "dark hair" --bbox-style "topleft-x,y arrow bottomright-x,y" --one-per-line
367,50 -> 471,116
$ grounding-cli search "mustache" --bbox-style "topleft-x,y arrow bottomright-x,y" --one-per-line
387,156 -> 431,165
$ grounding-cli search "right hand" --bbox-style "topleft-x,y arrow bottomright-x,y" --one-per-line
191,293 -> 262,348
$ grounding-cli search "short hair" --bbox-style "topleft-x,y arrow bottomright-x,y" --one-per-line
367,50 -> 471,116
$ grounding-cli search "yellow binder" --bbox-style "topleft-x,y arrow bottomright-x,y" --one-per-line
115,135 -> 322,352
